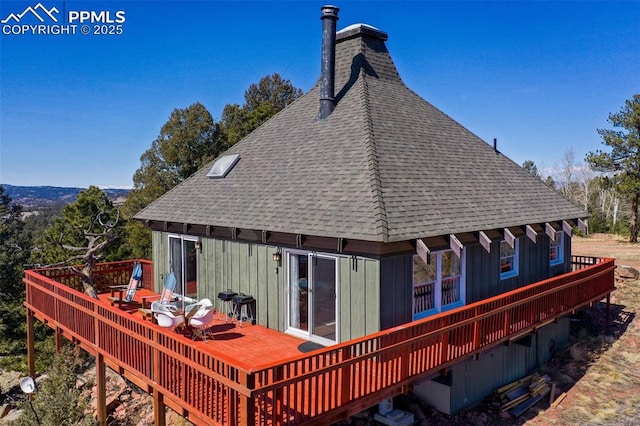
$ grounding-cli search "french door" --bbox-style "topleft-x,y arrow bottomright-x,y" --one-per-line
168,235 -> 198,303
287,251 -> 338,345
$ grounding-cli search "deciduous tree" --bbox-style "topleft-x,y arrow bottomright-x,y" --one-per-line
586,94 -> 640,242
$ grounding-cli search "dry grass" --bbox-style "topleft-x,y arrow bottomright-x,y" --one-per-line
528,265 -> 640,425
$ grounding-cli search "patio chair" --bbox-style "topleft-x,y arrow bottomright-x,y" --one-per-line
185,298 -> 215,341
141,271 -> 178,309
151,301 -> 185,330
108,262 -> 143,307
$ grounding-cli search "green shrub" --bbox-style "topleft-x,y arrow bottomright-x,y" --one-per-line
13,345 -> 93,426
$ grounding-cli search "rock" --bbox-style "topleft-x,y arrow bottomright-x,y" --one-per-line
0,406 -> 23,423
616,265 -> 639,280
1,403 -> 15,419
0,371 -> 23,395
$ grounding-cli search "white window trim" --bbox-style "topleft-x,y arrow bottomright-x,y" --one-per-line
550,232 -> 565,266
500,238 -> 519,280
413,249 -> 466,320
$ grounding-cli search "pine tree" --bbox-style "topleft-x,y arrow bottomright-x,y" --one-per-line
587,94 -> 640,242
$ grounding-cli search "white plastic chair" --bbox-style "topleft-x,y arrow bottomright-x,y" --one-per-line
151,301 -> 185,330
185,298 -> 215,340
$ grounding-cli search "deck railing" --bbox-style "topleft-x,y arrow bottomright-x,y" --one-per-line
24,256 -> 615,425
34,259 -> 155,293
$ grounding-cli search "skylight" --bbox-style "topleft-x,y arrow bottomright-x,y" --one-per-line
206,154 -> 240,178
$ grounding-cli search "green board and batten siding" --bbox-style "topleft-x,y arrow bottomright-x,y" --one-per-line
379,255 -> 414,330
465,235 -> 571,305
151,231 -> 382,341
151,231 -> 168,291
375,235 -> 573,328
152,231 -> 571,341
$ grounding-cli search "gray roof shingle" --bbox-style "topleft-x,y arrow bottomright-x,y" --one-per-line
135,25 -> 586,243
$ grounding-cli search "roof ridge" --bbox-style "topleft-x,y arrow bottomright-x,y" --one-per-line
358,41 -> 390,243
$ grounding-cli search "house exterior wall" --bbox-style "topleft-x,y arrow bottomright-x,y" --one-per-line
152,231 -> 168,292
151,231 -> 572,341
465,234 -> 572,305
339,256 -> 381,341
379,254 -> 413,330
151,231 -> 381,341
379,233 -> 574,330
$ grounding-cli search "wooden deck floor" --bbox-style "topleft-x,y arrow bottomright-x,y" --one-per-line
96,291 -> 310,370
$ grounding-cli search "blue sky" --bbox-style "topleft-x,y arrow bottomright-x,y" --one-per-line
1,1 -> 639,188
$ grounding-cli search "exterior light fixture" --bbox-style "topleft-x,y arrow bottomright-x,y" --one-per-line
19,376 -> 35,394
195,239 -> 202,253
273,248 -> 282,263
19,376 -> 40,425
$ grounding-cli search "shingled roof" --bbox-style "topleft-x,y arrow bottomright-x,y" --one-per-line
135,24 -> 586,244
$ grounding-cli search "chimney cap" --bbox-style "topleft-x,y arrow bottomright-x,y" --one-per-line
321,5 -> 339,18
337,23 -> 388,42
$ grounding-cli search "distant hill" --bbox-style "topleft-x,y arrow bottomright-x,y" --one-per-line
1,184 -> 130,208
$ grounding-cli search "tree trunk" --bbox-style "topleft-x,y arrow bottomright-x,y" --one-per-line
82,260 -> 98,298
630,193 -> 639,243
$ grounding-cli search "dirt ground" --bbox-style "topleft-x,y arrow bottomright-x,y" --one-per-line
573,233 -> 640,270
525,235 -> 640,425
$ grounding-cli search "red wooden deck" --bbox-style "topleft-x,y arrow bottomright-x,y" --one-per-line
95,291 -> 309,367
24,256 -> 615,425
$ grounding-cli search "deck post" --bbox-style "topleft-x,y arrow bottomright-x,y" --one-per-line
153,388 -> 166,426
55,326 -> 62,352
274,366 -> 284,426
238,371 -> 256,426
340,347 -> 353,408
472,306 -> 481,350
96,353 -> 107,426
440,318 -> 450,364
26,308 -> 36,377
605,293 -> 611,335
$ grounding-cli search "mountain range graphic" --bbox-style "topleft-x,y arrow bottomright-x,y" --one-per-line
1,3 -> 59,24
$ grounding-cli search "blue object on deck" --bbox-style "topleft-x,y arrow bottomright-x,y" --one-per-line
125,262 -> 143,302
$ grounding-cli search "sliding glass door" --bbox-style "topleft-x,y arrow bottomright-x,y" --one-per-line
287,251 -> 338,345
169,235 -> 198,303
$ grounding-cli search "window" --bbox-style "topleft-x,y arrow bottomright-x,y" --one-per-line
413,253 -> 436,315
413,249 -> 464,320
206,154 -> 240,178
550,232 -> 564,265
441,251 -> 462,306
500,239 -> 519,279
